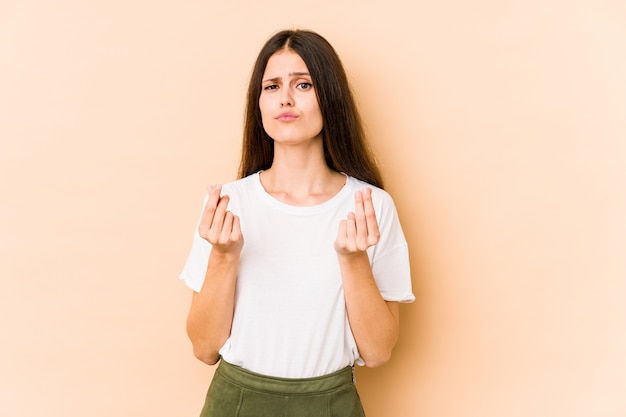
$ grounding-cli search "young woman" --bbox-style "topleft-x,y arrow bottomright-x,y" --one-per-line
180,29 -> 414,417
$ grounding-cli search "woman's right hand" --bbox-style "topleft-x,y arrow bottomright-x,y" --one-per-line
198,184 -> 244,256
189,184 -> 242,364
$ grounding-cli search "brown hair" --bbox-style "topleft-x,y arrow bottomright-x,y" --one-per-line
238,29 -> 384,189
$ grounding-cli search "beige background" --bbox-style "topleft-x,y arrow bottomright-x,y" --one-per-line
2,0 -> 625,416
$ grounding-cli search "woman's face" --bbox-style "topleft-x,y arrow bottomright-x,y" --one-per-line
259,49 -> 323,146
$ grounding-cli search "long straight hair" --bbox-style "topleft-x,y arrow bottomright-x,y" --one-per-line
238,29 -> 384,189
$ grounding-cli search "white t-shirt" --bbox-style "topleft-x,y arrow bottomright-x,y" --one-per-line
179,172 -> 414,378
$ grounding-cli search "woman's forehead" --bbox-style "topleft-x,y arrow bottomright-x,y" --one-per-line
263,50 -> 309,78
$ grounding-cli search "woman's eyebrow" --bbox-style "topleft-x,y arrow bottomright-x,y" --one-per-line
262,72 -> 311,83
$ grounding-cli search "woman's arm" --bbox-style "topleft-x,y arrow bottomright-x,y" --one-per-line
335,188 -> 400,368
186,185 -> 244,365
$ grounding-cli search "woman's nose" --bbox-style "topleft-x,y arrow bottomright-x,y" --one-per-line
280,89 -> 293,107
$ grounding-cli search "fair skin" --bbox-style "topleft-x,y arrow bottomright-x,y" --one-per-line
186,48 -> 400,367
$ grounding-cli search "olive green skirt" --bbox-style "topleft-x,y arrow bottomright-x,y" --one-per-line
199,360 -> 366,417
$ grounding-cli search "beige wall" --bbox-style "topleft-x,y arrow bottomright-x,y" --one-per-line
1,1 -> 625,416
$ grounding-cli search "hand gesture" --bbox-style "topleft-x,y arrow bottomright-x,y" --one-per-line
198,184 -> 244,256
335,188 -> 380,255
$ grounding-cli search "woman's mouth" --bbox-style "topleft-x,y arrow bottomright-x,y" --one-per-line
275,111 -> 298,121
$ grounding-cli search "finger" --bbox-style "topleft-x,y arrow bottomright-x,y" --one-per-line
199,184 -> 222,236
337,219 -> 347,240
346,212 -> 357,251
208,195 -> 230,240
231,214 -> 242,241
354,190 -> 368,247
362,188 -> 380,245
219,211 -> 234,244
204,185 -> 222,219
335,219 -> 348,251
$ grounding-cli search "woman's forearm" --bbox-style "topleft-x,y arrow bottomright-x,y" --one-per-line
338,251 -> 400,368
186,251 -> 239,365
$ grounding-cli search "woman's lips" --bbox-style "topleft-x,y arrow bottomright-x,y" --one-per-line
275,111 -> 298,121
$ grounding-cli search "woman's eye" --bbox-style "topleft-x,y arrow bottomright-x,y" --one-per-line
297,82 -> 313,90
264,84 -> 278,91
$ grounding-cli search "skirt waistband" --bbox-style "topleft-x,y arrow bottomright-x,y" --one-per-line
215,360 -> 355,395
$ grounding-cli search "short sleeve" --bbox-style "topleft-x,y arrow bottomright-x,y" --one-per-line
371,245 -> 414,302
368,190 -> 415,303
179,196 -> 212,292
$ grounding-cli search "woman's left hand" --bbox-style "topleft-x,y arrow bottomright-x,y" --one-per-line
334,188 -> 380,255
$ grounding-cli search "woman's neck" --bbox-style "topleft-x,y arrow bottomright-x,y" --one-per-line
260,144 -> 346,206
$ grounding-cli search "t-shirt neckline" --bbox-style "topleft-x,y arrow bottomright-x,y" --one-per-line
252,171 -> 352,215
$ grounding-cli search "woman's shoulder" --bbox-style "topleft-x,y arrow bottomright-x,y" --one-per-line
346,176 -> 393,202
220,172 -> 260,194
